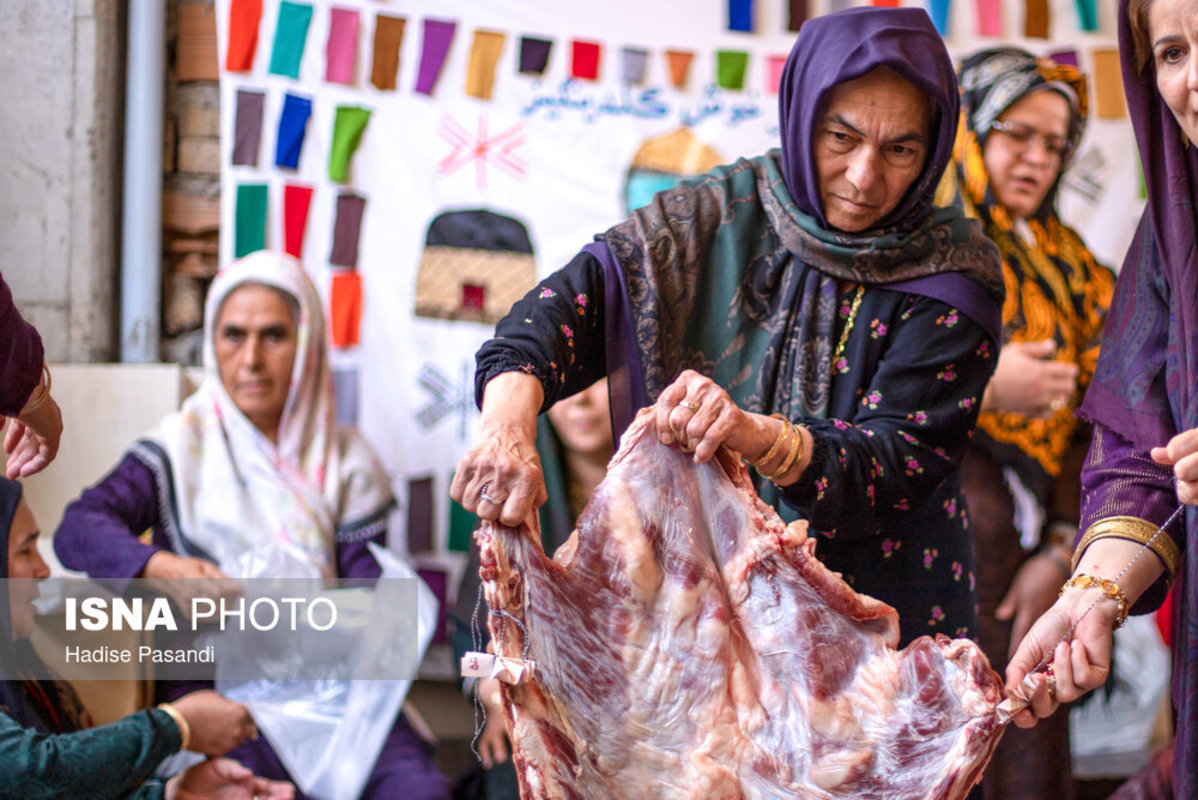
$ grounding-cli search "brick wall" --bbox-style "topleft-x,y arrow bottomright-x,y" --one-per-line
162,0 -> 220,365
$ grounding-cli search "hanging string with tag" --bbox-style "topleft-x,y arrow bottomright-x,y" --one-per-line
997,502 -> 1185,723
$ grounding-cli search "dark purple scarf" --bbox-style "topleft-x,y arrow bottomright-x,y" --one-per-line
1079,1 -> 1198,450
779,6 -> 959,233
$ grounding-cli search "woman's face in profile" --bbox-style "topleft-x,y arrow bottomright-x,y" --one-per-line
1149,0 -> 1198,144
214,284 -> 299,440
982,90 -> 1072,220
8,500 -> 49,640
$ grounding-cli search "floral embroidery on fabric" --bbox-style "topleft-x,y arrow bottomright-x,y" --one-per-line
936,309 -> 960,327
862,390 -> 882,409
831,418 -> 851,431
905,457 -> 923,476
865,484 -> 875,505
881,538 -> 900,558
575,293 -> 588,316
976,340 -> 992,359
923,548 -> 938,569
538,287 -> 556,299
958,397 -> 975,411
928,605 -> 946,625
893,497 -> 910,511
952,561 -> 963,581
869,319 -> 887,338
910,410 -> 929,425
814,476 -> 828,501
943,497 -> 958,517
937,364 -> 958,382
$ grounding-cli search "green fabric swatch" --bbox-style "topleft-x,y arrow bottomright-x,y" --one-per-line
448,481 -> 474,553
716,50 -> 749,90
269,2 -> 313,78
329,106 -> 372,183
235,183 -> 268,258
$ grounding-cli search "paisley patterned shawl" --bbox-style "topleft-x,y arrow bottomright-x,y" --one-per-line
598,8 -> 1002,431
937,47 -> 1114,483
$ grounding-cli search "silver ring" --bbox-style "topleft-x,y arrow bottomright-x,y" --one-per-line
1050,397 -> 1066,412
678,400 -> 700,412
479,482 -> 499,505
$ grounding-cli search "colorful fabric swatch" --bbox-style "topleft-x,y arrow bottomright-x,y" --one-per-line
331,367 -> 359,426
571,39 -> 601,81
329,106 -> 371,182
370,14 -> 406,90
465,30 -> 506,100
448,488 -> 474,552
329,270 -> 363,348
716,51 -> 749,90
728,0 -> 753,32
928,0 -> 953,35
225,0 -> 262,71
235,183 -> 268,258
871,0 -> 900,6
1025,0 -> 1049,38
325,7 -> 359,85
1093,48 -> 1127,118
268,1 -> 312,78
275,92 -> 312,169
766,54 -> 787,94
415,566 -> 449,644
787,0 -> 807,32
330,193 -> 366,268
622,47 -> 649,84
825,0 -> 852,11
283,183 -> 314,258
1049,48 -> 1079,67
406,477 -> 434,553
665,50 -> 694,89
232,89 -> 265,166
975,0 -> 1002,35
415,19 -> 456,95
519,37 -> 552,75
1075,0 -> 1098,31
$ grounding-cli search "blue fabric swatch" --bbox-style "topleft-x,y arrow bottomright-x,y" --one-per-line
275,92 -> 312,169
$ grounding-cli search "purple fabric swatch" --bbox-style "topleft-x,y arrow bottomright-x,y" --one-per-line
1048,49 -> 1079,67
415,19 -> 456,95
275,92 -> 312,169
331,367 -> 359,425
325,7 -> 359,85
330,193 -> 367,268
232,89 -> 265,166
406,477 -> 434,553
621,47 -> 648,84
519,36 -> 552,75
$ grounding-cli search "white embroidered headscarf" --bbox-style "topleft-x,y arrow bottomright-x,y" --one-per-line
136,251 -> 392,578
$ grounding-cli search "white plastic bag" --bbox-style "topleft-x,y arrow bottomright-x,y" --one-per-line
217,544 -> 438,799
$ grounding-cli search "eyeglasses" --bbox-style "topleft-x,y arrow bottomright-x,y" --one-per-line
989,119 -> 1074,160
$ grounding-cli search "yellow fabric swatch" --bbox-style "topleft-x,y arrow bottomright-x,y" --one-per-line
465,30 -> 506,100
1092,48 -> 1126,119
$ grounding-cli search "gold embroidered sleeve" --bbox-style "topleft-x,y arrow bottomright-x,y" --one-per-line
1072,515 -> 1181,579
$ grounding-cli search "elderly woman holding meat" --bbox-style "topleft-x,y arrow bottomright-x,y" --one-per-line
453,6 -> 1002,647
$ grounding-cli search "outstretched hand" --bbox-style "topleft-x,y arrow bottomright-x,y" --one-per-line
165,758 -> 294,800
4,394 -> 63,478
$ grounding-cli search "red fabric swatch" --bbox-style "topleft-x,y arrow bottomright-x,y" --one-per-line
870,0 -> 900,6
225,0 -> 263,71
571,39 -> 601,81
283,184 -> 314,259
330,270 -> 362,348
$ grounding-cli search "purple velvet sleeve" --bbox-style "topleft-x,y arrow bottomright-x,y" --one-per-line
337,536 -> 384,580
53,453 -> 165,584
1079,421 -> 1182,613
0,274 -> 45,416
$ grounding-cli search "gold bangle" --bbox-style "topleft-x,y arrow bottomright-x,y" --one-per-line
769,423 -> 805,482
157,702 -> 191,751
1073,516 -> 1180,579
751,414 -> 790,469
19,364 -> 52,416
1059,574 -> 1130,628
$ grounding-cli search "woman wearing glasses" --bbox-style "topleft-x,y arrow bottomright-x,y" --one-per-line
935,47 -> 1116,799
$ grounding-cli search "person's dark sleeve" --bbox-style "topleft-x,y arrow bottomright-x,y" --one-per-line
0,274 -> 45,416
474,250 -> 607,412
0,708 -> 179,799
783,296 -> 995,539
335,507 -> 390,580
53,454 -> 165,583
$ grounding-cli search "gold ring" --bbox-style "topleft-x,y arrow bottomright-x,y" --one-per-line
1050,397 -> 1066,412
1046,674 -> 1057,701
679,400 -> 700,412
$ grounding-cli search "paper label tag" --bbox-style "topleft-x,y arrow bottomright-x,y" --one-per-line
460,650 -> 537,684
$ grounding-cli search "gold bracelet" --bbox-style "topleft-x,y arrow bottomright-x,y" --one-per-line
157,702 -> 191,751
1073,516 -> 1180,580
769,423 -> 805,482
1059,574 -> 1130,628
751,414 -> 790,469
18,364 -> 52,416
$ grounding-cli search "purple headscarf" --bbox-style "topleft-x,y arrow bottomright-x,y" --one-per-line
778,6 -> 960,233
1079,0 -> 1198,450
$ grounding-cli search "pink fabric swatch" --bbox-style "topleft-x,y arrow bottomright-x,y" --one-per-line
766,54 -> 787,94
975,0 -> 1003,36
325,7 -> 359,85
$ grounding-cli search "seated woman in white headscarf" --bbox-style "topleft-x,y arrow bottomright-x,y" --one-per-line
52,251 -> 450,799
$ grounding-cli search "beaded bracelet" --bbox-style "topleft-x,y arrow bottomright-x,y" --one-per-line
1059,574 -> 1129,628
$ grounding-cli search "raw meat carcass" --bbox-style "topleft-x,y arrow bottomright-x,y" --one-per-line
477,408 -> 1005,799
